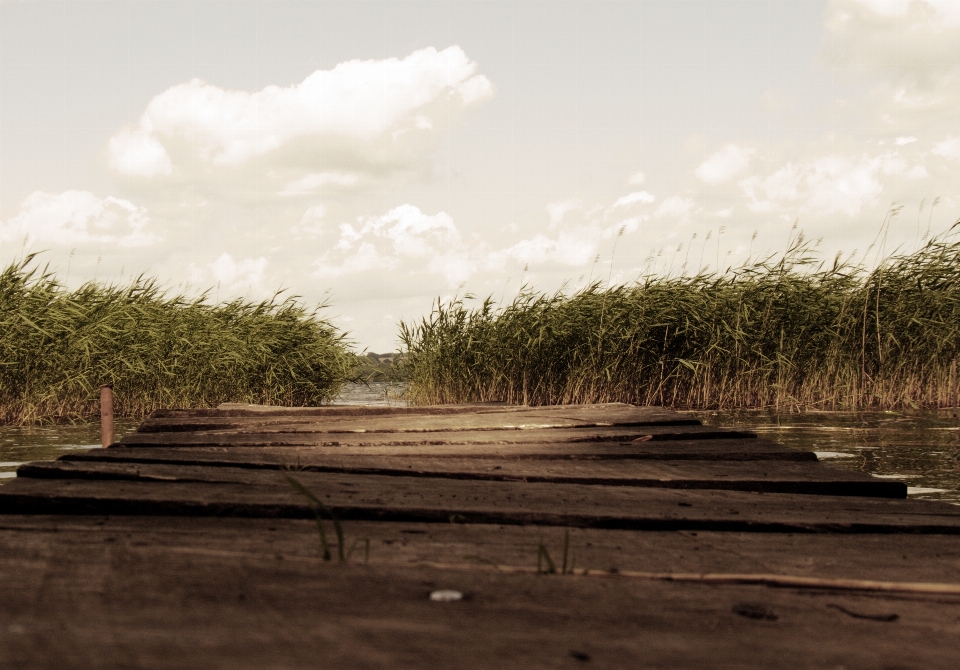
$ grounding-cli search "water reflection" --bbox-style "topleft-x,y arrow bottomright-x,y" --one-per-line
692,409 -> 960,503
0,420 -> 140,484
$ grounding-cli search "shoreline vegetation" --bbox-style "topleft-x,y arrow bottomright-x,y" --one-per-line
1,256 -> 356,425
5,222 -> 960,423
400,224 -> 960,411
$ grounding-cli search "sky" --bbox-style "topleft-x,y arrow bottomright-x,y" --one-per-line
1,0 -> 959,352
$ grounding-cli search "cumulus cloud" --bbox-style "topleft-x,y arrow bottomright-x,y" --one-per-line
0,191 -> 157,247
932,136 -> 960,161
848,0 -> 960,24
189,253 -> 269,293
611,191 -> 656,209
292,204 -> 326,237
315,190 -> 651,285
695,145 -> 756,185
826,1 -> 960,85
739,151 -> 926,217
655,196 -> 696,221
108,46 -> 493,175
628,171 -> 646,185
210,253 -> 268,287
107,129 -> 172,178
546,199 -> 581,228
316,204 -> 472,284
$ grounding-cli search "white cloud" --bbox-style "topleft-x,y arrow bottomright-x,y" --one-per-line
628,171 -> 646,185
377,206 -> 460,258
655,196 -> 696,221
904,164 -> 929,179
293,204 -> 326,236
546,199 -> 581,228
499,232 -> 599,267
695,145 -> 756,185
209,253 -> 268,288
279,172 -> 359,196
738,151 -> 930,217
895,136 -> 918,146
826,1 -> 960,83
107,128 -> 172,178
715,208 -> 733,218
108,46 -> 493,174
611,191 -> 656,209
932,136 -> 960,161
849,0 -> 960,25
0,191 -> 157,247
315,205 -> 469,284
314,195 -> 648,286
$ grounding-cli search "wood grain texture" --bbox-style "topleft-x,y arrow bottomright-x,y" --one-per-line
0,467 -> 942,531
55,450 -> 902,497
138,404 -> 700,433
1,516 -> 959,670
88,439 -> 818,460
118,424 -> 756,447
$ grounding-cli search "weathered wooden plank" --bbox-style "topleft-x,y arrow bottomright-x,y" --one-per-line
136,405 -> 700,434
56,451 -> 903,497
1,517 -> 958,670
154,402 -> 516,418
150,401 -> 658,419
4,515 -> 960,583
0,467 -> 950,531
118,424 -> 755,447
94,438 -> 820,461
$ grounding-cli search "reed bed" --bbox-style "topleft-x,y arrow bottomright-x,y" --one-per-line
400,226 -> 960,410
0,256 -> 355,424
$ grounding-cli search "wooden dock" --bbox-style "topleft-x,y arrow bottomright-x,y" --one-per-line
1,402 -> 959,668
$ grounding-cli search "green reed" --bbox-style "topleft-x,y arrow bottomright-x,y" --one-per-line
400,224 -> 960,410
0,256 -> 355,424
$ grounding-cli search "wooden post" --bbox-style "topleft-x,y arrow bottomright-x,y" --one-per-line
100,385 -> 114,448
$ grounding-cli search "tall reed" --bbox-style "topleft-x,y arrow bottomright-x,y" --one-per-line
0,256 -> 355,424
400,225 -> 960,410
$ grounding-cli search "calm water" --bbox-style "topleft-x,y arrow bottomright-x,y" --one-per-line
692,409 -> 960,504
0,419 -> 142,484
2,385 -> 958,504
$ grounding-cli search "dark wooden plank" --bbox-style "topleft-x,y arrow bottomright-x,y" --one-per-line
0,467 -> 951,531
118,424 -> 755,447
153,402 -> 517,418
136,405 -> 700,434
57,450 -> 903,497
4,515 -> 960,583
1,517 -> 959,670
150,401 -> 657,419
92,438 -> 821,461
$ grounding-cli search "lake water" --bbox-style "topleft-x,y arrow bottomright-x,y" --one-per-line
1,383 -> 958,504
691,408 -> 960,504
